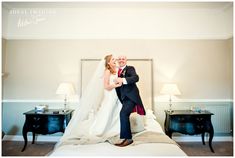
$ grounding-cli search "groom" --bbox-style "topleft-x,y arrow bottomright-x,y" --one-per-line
114,55 -> 146,147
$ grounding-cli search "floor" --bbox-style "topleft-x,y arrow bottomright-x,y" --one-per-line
2,141 -> 233,156
177,141 -> 233,156
2,141 -> 56,156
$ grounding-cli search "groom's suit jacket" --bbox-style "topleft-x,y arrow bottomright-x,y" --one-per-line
115,65 -> 146,115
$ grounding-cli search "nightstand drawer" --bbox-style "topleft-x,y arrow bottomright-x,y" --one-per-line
47,115 -> 64,133
171,115 -> 192,123
27,115 -> 44,123
170,122 -> 195,135
193,115 -> 209,122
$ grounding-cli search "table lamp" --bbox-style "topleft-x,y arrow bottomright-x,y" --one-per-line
56,82 -> 75,112
160,83 -> 181,112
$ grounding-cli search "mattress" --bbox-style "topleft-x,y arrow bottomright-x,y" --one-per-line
49,118 -> 187,156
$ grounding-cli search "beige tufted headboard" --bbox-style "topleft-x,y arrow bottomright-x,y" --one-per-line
80,59 -> 153,110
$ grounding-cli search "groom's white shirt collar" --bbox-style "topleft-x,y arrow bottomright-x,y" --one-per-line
120,65 -> 127,70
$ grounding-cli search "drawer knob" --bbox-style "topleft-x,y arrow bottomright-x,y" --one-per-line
197,125 -> 204,129
32,125 -> 40,129
196,118 -> 203,121
33,117 -> 40,121
178,117 -> 185,121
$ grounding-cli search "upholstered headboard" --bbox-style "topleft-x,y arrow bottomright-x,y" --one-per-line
80,59 -> 153,110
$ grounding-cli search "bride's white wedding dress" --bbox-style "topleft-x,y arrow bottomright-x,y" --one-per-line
89,74 -> 122,137
58,69 -> 122,145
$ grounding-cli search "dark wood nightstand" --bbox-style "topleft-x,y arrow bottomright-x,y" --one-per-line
21,109 -> 73,152
164,110 -> 214,152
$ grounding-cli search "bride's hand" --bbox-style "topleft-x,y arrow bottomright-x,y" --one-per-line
114,82 -> 122,88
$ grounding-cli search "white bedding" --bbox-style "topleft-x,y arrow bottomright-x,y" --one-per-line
49,118 -> 187,156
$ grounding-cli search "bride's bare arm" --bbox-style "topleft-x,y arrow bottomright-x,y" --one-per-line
104,69 -> 121,91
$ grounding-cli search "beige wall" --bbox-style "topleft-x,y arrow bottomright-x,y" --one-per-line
2,38 -> 7,73
2,39 -> 233,101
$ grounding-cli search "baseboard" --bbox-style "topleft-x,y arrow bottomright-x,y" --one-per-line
3,134 -> 233,142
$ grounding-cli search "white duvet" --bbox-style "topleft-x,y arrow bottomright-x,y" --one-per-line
49,118 -> 187,156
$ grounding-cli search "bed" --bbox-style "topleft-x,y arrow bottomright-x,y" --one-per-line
49,59 -> 187,156
49,114 -> 186,156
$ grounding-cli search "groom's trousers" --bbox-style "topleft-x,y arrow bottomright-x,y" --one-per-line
120,97 -> 136,139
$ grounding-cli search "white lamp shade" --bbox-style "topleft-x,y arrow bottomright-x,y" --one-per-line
160,83 -> 181,96
56,82 -> 75,96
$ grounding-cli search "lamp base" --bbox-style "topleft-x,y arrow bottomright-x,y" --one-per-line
62,109 -> 68,113
167,109 -> 174,113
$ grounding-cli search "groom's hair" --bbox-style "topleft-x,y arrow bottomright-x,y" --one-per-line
118,55 -> 127,60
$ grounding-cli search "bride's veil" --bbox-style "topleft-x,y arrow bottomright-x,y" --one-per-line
59,59 -> 105,143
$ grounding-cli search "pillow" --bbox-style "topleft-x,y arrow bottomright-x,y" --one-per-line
130,112 -> 145,133
143,109 -> 156,126
145,109 -> 156,120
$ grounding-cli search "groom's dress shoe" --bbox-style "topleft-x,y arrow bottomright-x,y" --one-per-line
119,139 -> 133,147
114,139 -> 126,146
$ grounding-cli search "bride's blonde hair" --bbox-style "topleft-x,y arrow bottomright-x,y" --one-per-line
104,54 -> 116,74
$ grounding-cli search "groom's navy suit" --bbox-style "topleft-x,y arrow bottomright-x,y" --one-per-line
116,65 -> 146,139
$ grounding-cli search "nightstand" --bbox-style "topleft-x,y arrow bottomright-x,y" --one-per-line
164,110 -> 214,152
21,109 -> 73,152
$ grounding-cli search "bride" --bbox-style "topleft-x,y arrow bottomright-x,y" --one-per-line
89,54 -> 122,136
57,54 -> 123,145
